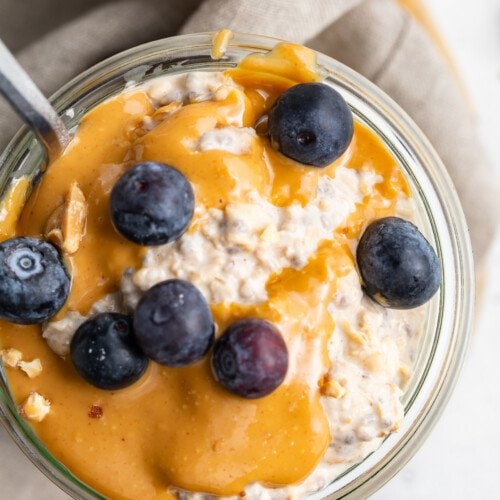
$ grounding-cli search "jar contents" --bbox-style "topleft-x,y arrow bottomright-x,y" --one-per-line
0,39 -> 439,499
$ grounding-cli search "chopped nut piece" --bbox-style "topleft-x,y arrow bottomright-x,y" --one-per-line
398,364 -> 411,386
152,101 -> 182,122
45,204 -> 64,246
45,182 -> 87,254
21,392 -> 51,422
1,349 -> 42,378
139,102 -> 183,135
362,353 -> 384,374
340,320 -> 368,345
88,405 -> 103,419
18,359 -> 43,379
61,182 -> 87,253
1,348 -> 22,367
320,376 -> 346,399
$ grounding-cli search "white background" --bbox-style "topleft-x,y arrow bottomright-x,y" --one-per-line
374,0 -> 500,498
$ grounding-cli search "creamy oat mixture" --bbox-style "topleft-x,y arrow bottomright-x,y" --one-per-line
41,71 -> 425,498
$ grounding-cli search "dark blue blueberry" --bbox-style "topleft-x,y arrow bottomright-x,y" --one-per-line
70,313 -> 148,390
356,217 -> 441,309
110,162 -> 194,246
267,82 -> 354,168
0,237 -> 70,324
212,318 -> 288,399
133,279 -> 214,367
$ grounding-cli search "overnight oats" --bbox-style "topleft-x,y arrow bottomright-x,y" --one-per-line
0,38 -> 443,499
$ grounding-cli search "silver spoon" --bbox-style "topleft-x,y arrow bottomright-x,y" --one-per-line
0,38 -> 70,160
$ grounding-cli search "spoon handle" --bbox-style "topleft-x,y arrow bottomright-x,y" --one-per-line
0,39 -> 70,159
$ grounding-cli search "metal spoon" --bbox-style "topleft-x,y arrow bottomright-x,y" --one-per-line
0,38 -> 70,160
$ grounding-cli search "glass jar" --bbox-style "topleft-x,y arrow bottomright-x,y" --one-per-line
0,32 -> 474,499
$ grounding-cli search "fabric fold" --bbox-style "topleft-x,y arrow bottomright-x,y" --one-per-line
180,0 -> 363,42
0,0 -> 496,260
0,0 -> 202,147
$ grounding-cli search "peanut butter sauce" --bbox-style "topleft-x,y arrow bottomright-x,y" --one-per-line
0,43 -> 409,498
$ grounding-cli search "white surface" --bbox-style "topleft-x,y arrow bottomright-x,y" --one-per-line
374,0 -> 500,498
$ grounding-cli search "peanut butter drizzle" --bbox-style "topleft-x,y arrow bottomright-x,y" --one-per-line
0,176 -> 31,240
211,29 -> 233,60
0,43 -> 409,498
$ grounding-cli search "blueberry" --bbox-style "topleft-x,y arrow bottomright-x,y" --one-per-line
267,82 -> 354,167
356,217 -> 441,309
0,237 -> 70,324
70,313 -> 148,390
212,318 -> 288,399
110,162 -> 194,246
134,279 -> 214,367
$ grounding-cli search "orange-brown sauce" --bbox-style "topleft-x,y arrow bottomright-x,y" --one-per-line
0,43 -> 409,498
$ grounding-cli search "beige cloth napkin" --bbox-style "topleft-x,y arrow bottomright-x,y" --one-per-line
0,0 -> 497,261
0,0 -> 496,498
